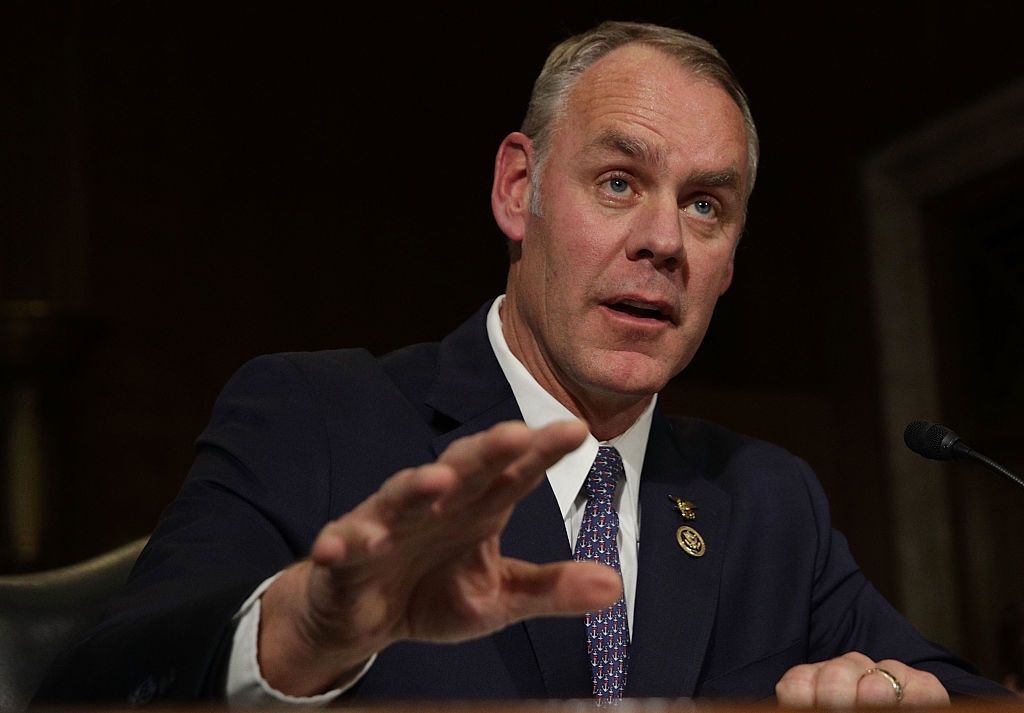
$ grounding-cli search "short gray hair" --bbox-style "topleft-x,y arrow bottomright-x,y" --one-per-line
521,20 -> 759,215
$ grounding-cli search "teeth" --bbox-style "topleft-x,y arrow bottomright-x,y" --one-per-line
621,300 -> 661,314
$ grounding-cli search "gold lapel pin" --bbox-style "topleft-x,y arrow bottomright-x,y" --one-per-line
668,495 -> 706,558
668,495 -> 697,520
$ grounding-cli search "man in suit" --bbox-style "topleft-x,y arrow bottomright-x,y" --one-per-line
36,20 -> 1010,707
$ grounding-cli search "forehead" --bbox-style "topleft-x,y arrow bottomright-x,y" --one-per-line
557,44 -> 748,177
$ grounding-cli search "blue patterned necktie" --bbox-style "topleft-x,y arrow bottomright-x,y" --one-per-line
573,445 -> 629,704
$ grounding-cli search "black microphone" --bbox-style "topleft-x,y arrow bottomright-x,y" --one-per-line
904,419 -> 1024,492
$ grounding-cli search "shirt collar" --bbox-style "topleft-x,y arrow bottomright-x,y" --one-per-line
485,295 -> 656,520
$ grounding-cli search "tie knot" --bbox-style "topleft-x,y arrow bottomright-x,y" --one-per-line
585,445 -> 623,500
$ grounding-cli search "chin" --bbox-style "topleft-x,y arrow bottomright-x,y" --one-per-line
577,350 -> 681,400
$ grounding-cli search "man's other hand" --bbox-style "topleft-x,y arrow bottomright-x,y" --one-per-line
776,651 -> 951,708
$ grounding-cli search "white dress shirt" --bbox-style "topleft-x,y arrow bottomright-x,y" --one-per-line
225,295 -> 656,705
485,294 -> 654,632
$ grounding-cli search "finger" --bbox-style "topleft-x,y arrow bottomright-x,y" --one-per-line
309,514 -> 387,568
474,419 -> 589,510
870,659 -> 950,708
437,420 -> 587,513
502,559 -> 622,623
309,419 -> 579,572
434,421 -> 538,509
375,463 -> 459,522
783,651 -> 874,709
903,669 -> 950,707
775,663 -> 821,708
310,463 -> 458,567
857,666 -> 905,707
811,651 -> 874,709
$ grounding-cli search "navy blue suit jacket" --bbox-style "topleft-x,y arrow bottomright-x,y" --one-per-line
35,301 -> 1009,704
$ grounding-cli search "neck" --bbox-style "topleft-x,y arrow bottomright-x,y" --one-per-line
569,393 -> 652,442
499,296 -> 653,441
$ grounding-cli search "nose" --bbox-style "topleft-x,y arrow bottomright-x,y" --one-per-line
625,196 -> 684,272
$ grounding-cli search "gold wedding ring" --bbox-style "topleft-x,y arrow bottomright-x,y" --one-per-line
861,666 -> 904,703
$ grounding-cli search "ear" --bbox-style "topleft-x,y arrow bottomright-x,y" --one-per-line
490,131 -> 533,243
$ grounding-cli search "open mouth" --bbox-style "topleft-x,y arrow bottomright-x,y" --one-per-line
605,300 -> 671,322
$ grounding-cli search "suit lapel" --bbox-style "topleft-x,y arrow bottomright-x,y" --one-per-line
502,479 -> 592,697
626,412 -> 731,698
424,301 -> 592,698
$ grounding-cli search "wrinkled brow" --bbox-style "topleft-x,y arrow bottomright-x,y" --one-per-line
585,129 -> 741,191
586,129 -> 668,169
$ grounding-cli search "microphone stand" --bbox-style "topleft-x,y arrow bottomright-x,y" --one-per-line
962,448 -> 1024,492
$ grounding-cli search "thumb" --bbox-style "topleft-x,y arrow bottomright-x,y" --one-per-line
503,559 -> 622,623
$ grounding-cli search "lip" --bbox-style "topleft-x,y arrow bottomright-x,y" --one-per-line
599,295 -> 679,326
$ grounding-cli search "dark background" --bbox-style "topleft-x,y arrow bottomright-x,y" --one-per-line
3,0 -> 1023,685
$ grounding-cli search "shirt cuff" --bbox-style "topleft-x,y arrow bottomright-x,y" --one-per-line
225,571 -> 377,706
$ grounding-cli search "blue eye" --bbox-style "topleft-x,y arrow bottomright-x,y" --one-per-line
608,178 -> 630,193
686,199 -> 717,219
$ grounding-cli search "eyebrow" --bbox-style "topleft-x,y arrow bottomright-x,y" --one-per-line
585,129 -> 668,170
585,128 -> 741,192
688,168 -> 740,191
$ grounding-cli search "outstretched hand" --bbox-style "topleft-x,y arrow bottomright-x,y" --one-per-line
257,419 -> 622,696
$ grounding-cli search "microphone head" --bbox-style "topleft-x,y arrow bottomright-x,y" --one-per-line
904,419 -> 960,460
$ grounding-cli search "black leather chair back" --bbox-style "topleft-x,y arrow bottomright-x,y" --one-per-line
0,537 -> 147,711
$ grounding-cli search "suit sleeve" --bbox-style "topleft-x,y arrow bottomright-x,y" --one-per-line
796,458 -> 1014,699
34,354 -> 334,705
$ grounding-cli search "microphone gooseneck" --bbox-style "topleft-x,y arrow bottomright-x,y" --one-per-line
903,419 -> 1024,492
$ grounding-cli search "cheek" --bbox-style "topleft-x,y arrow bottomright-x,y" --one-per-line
716,251 -> 735,293
691,244 -> 736,288
543,222 -> 605,285
548,183 -> 608,243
